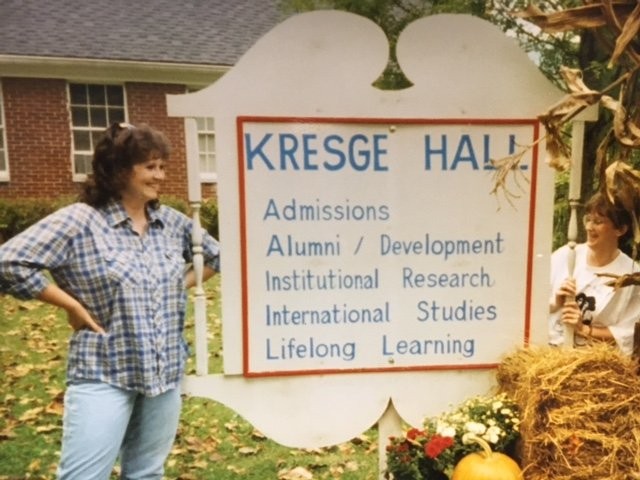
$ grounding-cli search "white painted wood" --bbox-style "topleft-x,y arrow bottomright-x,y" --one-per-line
377,401 -> 403,480
185,117 -> 209,375
169,11 -> 563,450
564,120 -> 586,348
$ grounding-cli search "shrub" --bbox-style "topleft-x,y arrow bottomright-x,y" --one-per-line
0,197 -> 74,243
161,195 -> 219,240
199,197 -> 219,240
0,196 -> 219,243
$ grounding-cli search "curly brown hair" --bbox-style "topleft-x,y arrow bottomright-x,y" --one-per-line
80,122 -> 171,207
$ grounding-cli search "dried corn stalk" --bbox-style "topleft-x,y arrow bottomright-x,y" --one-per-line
492,1 -> 640,222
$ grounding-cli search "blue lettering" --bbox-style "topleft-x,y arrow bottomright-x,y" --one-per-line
245,131 -> 388,172
427,133 -> 529,171
451,134 -> 479,170
484,133 -> 522,170
372,134 -> 389,171
483,134 -> 493,170
323,135 -> 346,170
382,334 -> 394,355
349,134 -> 370,171
512,134 -> 528,170
424,134 -> 447,170
245,133 -> 274,170
266,338 -> 278,359
302,133 -> 318,170
279,133 -> 300,170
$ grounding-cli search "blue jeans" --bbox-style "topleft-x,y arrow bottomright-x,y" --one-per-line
57,381 -> 181,480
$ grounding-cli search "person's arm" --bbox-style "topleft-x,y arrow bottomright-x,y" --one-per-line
184,265 -> 216,289
165,205 -> 220,290
563,293 -> 616,344
38,284 -> 105,334
0,205 -> 83,300
574,322 -> 614,342
603,285 -> 640,353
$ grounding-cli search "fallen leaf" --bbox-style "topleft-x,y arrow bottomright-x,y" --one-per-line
237,446 -> 260,455
278,466 -> 314,480
344,460 -> 359,471
19,406 -> 45,423
191,459 -> 208,470
27,458 -> 41,473
226,464 -> 247,475
36,424 -> 60,434
0,422 -> 18,440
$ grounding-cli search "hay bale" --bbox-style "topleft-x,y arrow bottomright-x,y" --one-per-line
497,343 -> 640,480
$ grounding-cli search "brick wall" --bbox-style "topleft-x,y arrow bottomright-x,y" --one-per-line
0,78 -> 79,200
0,78 -> 216,202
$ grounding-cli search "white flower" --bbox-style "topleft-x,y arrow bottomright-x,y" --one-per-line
492,400 -> 504,411
483,425 -> 502,444
462,432 -> 477,445
464,421 -> 486,435
448,412 -> 465,423
435,421 -> 457,438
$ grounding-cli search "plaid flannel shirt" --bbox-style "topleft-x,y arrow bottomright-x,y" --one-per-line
0,201 -> 220,396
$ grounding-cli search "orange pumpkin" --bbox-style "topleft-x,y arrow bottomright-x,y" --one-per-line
451,435 -> 522,480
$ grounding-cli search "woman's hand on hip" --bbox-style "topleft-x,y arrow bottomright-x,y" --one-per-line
37,284 -> 105,334
67,303 -> 105,334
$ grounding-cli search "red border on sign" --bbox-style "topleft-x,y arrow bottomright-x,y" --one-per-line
236,116 -> 541,378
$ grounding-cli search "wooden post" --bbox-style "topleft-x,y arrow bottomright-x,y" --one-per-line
185,117 -> 209,376
564,120 -> 585,348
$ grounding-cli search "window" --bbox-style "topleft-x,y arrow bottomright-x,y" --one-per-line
0,83 -> 8,181
69,83 -> 126,177
196,117 -> 217,182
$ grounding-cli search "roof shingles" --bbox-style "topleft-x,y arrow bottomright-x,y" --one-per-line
0,0 -> 287,65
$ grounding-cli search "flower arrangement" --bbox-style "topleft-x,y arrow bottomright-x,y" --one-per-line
385,392 -> 520,480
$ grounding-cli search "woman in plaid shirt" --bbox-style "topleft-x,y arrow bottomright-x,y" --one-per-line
0,122 -> 220,479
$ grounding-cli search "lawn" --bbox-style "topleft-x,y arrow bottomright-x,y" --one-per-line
0,276 -> 379,479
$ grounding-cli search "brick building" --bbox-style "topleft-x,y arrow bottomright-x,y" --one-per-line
0,0 -> 287,200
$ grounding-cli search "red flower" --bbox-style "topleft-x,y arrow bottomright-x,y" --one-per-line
424,434 -> 454,459
406,428 -> 422,441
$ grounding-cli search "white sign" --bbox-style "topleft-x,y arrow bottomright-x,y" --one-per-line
239,117 -> 541,376
167,11 -> 563,448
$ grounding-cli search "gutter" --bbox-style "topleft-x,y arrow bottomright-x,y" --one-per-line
0,55 -> 229,88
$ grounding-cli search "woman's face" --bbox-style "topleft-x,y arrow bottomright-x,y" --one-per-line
121,155 -> 166,204
583,211 -> 627,250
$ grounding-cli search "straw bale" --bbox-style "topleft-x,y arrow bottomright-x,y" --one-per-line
496,343 -> 640,480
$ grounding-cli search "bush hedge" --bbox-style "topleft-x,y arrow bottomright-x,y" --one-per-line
163,196 -> 219,240
0,196 -> 219,243
0,197 -> 71,244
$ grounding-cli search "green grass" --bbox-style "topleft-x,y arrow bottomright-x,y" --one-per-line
0,276 -> 379,479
